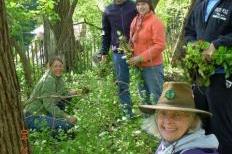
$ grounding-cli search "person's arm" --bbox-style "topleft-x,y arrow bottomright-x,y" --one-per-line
202,33 -> 232,62
203,10 -> 232,61
211,2 -> 232,48
28,70 -> 50,100
212,31 -> 232,48
41,76 -> 66,118
139,18 -> 166,63
100,11 -> 111,55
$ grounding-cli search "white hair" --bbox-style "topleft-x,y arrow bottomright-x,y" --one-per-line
141,115 -> 160,137
141,112 -> 202,137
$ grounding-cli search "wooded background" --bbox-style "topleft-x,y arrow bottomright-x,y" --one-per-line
0,0 -> 197,153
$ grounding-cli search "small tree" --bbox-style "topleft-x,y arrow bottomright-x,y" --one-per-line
51,0 -> 78,72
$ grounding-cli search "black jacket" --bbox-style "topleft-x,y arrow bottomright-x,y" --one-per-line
184,0 -> 232,48
100,0 -> 137,55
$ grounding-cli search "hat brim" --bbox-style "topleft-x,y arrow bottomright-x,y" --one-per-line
139,104 -> 212,117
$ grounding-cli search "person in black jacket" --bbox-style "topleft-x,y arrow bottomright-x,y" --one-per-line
99,0 -> 137,119
184,0 -> 232,153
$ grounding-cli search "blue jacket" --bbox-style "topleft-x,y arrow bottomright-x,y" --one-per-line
155,129 -> 219,154
184,0 -> 232,48
175,148 -> 218,154
100,0 -> 137,55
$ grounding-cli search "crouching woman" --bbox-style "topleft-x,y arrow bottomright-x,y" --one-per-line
24,56 -> 77,131
139,82 -> 219,154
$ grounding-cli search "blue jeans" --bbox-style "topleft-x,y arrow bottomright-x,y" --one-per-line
24,114 -> 74,131
113,53 -> 133,117
138,64 -> 164,105
24,99 -> 73,131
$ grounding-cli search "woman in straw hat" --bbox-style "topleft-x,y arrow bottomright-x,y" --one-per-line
139,82 -> 219,154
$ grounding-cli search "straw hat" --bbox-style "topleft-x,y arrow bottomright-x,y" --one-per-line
139,82 -> 212,116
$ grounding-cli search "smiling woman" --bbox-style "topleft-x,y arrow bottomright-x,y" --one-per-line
49,57 -> 64,77
156,110 -> 197,143
139,82 -> 219,154
136,0 -> 154,15
129,0 -> 166,105
24,56 -> 77,132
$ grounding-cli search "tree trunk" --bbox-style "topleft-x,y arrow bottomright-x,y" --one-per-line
171,0 -> 198,65
43,16 -> 56,64
11,39 -> 33,97
51,0 -> 78,72
43,16 -> 51,64
0,0 -> 29,154
152,0 -> 160,10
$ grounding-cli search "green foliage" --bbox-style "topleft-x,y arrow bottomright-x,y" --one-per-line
16,59 -> 44,99
36,0 -> 59,22
155,0 -> 191,68
164,63 -> 186,82
182,41 -> 232,86
27,68 -> 158,153
12,0 -> 192,152
95,60 -> 113,78
213,47 -> 232,79
6,0 -> 37,44
182,41 -> 213,86
74,0 -> 102,32
157,0 -> 190,44
117,31 -> 133,62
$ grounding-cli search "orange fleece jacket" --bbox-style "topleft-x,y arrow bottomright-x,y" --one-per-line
130,11 -> 166,67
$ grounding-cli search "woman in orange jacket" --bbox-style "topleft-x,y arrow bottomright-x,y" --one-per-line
129,0 -> 166,105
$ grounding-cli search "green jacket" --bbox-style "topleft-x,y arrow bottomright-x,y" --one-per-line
25,70 -> 68,118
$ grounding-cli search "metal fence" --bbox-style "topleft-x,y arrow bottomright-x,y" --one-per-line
15,26 -> 101,81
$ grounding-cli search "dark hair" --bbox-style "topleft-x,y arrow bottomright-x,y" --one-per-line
48,56 -> 63,67
136,0 -> 154,11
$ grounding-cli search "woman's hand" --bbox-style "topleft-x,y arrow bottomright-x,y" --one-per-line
69,89 -> 78,95
67,115 -> 77,124
128,56 -> 143,66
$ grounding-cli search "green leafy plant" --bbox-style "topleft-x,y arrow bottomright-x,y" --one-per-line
26,67 -> 157,153
182,41 -> 232,86
117,31 -> 133,62
213,46 -> 232,79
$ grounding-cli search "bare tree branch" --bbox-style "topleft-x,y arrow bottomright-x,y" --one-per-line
74,19 -> 102,30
